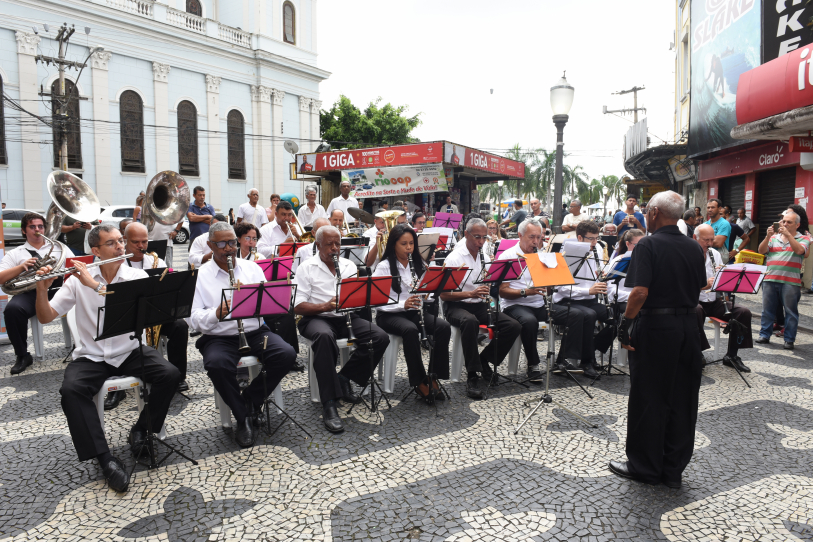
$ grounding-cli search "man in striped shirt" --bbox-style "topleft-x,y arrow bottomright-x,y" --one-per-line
757,209 -> 810,350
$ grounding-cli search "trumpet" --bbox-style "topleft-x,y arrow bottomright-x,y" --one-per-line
227,256 -> 251,354
407,253 -> 428,345
333,254 -> 355,345
10,253 -> 134,290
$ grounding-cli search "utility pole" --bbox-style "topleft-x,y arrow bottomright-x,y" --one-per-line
602,85 -> 647,123
36,24 -> 77,171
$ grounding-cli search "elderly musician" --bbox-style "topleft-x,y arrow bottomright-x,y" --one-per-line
373,224 -> 451,402
329,209 -> 345,230
0,212 -> 66,375
257,201 -> 299,258
35,224 -> 180,493
694,224 -> 753,372
326,180 -> 360,226
440,218 -> 521,400
292,217 -> 330,273
189,222 -> 296,448
551,220 -> 611,379
293,226 -> 389,433
234,222 -> 262,260
188,214 -> 226,268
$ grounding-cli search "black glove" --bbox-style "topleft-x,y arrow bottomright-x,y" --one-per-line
618,315 -> 633,346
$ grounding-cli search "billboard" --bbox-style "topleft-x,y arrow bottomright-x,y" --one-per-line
442,142 -> 526,178
689,0 -> 761,157
341,164 -> 449,198
762,1 -> 813,62
296,143 -> 445,173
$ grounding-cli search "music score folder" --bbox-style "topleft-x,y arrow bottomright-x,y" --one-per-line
524,252 -> 575,287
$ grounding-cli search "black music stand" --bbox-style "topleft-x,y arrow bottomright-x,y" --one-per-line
220,280 -> 312,437
146,240 -> 168,260
590,257 -> 631,384
341,237 -> 369,267
474,258 -> 530,396
336,275 -> 397,414
96,269 -> 200,474
402,266 -> 471,410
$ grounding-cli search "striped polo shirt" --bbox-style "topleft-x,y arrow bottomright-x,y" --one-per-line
765,232 -> 811,286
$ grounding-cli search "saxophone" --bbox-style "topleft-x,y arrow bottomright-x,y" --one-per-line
145,252 -> 163,348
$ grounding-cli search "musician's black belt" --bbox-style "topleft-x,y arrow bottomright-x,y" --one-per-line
639,307 -> 693,316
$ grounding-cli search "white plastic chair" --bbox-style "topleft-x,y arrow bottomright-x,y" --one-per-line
377,334 -> 403,393
506,321 -> 548,376
29,315 -> 72,359
300,337 -> 355,402
449,325 -> 492,382
212,356 -> 285,429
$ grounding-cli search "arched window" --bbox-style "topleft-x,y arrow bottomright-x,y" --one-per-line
0,75 -> 6,165
51,79 -> 82,169
186,0 -> 202,16
227,110 -> 246,180
119,90 -> 145,173
283,2 -> 296,44
177,101 -> 199,176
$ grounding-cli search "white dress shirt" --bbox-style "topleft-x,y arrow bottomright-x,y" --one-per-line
293,254 -> 357,317
187,234 -> 212,268
442,242 -> 489,303
562,213 -> 588,238
50,264 -> 148,367
498,244 -> 545,310
298,203 -> 327,227
0,241 -> 67,271
188,258 -> 267,335
236,202 -> 269,228
326,195 -> 360,224
372,257 -> 414,313
363,226 -> 383,270
126,254 -> 167,270
257,220 -> 295,258
148,222 -> 178,247
552,246 -> 601,304
291,242 -> 317,273
700,249 -> 723,303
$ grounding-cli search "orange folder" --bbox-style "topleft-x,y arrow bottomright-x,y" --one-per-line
522,252 -> 575,287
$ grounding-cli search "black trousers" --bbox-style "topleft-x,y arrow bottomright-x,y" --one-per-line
695,299 -> 753,356
263,311 -> 300,354
298,314 -> 389,403
626,313 -> 703,484
160,319 -> 189,380
196,326 -> 295,424
5,289 -> 53,357
375,309 -> 451,386
502,304 -> 550,368
60,347 -> 181,461
551,298 -> 609,363
444,301 -> 521,374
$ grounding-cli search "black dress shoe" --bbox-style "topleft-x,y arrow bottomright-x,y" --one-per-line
608,460 -> 658,485
176,380 -> 189,392
234,417 -> 255,447
337,374 -> 362,404
128,426 -> 149,457
662,475 -> 682,489
466,375 -> 485,399
755,336 -> 770,344
290,360 -> 306,373
527,365 -> 543,384
322,400 -> 344,433
102,456 -> 130,493
580,361 -> 599,379
10,353 -> 33,375
104,390 -> 127,411
723,354 -> 751,373
784,341 -> 795,350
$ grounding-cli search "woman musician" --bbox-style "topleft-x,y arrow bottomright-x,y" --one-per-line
234,222 -> 262,260
603,228 -> 644,314
372,224 -> 451,403
484,219 -> 502,261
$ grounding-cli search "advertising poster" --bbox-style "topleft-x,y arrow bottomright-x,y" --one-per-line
762,1 -> 813,62
296,143 -> 445,173
442,142 -> 526,178
342,164 -> 449,198
689,0 -> 760,157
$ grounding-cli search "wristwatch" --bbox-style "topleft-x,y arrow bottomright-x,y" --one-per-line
94,282 -> 104,293
520,289 -> 527,298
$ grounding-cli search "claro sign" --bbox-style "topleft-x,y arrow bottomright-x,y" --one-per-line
698,142 -> 802,181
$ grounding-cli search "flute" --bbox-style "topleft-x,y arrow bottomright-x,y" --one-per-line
333,254 -> 355,345
408,253 -> 428,343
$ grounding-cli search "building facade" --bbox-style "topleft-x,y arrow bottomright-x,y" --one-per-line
0,0 -> 328,213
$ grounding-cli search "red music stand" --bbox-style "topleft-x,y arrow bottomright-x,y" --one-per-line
276,242 -> 309,258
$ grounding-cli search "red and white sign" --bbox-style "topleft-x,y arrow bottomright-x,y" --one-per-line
443,142 -> 525,178
789,136 -> 813,153
698,141 -> 802,181
736,45 -> 813,125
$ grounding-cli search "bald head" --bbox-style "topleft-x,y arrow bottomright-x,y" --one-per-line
124,222 -> 149,261
695,223 -> 715,254
124,222 -> 148,238
312,217 -> 330,234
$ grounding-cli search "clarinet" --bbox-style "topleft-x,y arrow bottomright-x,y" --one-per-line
479,247 -> 496,328
592,247 -> 608,306
408,253 -> 428,344
226,256 -> 251,353
332,254 -> 356,344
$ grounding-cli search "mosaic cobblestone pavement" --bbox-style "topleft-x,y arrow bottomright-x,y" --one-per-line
0,317 -> 811,541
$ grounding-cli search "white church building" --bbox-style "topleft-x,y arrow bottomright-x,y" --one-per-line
0,0 -> 328,213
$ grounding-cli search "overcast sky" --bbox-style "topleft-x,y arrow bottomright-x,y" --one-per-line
317,0 -> 676,182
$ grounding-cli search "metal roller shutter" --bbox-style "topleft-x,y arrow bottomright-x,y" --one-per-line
757,167 -> 796,226
718,175 -> 745,213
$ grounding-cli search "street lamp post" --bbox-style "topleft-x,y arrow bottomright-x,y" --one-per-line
550,73 -> 575,234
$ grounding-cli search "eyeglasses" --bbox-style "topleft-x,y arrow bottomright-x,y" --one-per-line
242,236 -> 258,242
213,239 -> 238,249
27,224 -> 45,230
583,236 -> 599,242
96,239 -> 125,248
469,234 -> 487,241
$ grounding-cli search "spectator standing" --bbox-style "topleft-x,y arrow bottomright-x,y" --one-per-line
500,199 -> 527,230
236,188 -> 270,228
561,199 -> 589,236
756,209 -> 810,350
298,186 -> 327,228
678,210 -> 696,238
326,181 -> 360,225
61,217 -> 94,256
613,195 -> 646,237
187,186 -> 216,244
723,206 -> 748,262
736,208 -> 755,240
529,198 -> 545,220
704,198 -> 731,263
438,194 -> 459,215
265,194 -> 281,222
694,206 -> 703,220
228,208 -> 235,225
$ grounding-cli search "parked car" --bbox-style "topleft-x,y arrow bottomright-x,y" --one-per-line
2,208 -> 42,246
97,206 -> 190,244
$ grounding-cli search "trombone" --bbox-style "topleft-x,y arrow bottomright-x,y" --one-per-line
343,212 -> 359,238
291,211 -> 315,243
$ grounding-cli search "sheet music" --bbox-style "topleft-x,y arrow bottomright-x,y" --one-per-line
561,240 -> 596,280
416,233 -> 440,260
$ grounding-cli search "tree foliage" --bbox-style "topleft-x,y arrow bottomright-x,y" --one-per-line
319,95 -> 422,149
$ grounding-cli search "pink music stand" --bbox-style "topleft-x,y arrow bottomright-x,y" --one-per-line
256,257 -> 294,281
223,280 -> 296,319
434,212 -> 463,229
494,239 -> 519,260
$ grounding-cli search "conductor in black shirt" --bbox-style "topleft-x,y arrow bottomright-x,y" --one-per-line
612,191 -> 706,489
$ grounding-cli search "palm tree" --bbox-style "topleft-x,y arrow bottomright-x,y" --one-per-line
563,164 -> 589,202
599,175 -> 624,213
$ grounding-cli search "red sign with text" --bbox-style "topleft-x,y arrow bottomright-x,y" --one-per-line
789,136 -> 813,153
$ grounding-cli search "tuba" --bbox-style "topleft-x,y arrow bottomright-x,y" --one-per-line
375,210 -> 403,259
2,171 -> 100,295
141,171 -> 191,234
